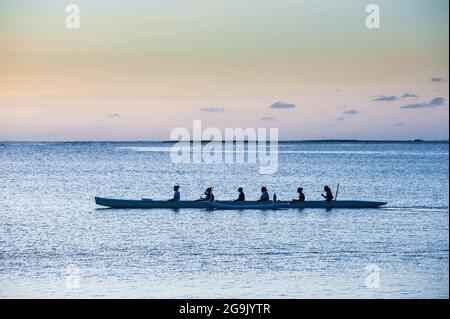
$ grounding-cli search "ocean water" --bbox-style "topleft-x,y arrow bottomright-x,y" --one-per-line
0,141 -> 448,298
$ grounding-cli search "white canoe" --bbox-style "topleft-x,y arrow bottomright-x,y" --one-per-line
95,197 -> 387,209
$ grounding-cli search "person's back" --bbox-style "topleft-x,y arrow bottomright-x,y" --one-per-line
235,187 -> 245,201
298,191 -> 305,201
168,185 -> 180,201
204,187 -> 214,201
259,187 -> 270,202
325,190 -> 333,202
297,187 -> 305,201
322,186 -> 334,202
260,191 -> 269,201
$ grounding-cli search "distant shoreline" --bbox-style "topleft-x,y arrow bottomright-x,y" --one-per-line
0,140 -> 448,143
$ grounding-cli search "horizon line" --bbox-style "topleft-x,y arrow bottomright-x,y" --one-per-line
1,139 -> 448,143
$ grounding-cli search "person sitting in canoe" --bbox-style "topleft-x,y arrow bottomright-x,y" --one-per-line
294,187 -> 305,201
321,185 -> 334,202
235,187 -> 245,201
168,185 -> 180,201
202,187 -> 215,201
257,186 -> 270,202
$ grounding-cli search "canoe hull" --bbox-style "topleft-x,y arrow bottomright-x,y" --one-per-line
289,200 -> 387,208
95,197 -> 387,209
208,201 -> 290,210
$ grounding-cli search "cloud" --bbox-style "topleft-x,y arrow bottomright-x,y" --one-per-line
400,97 -> 445,109
107,113 -> 122,118
401,93 -> 419,98
260,116 -> 277,121
430,77 -> 445,82
201,106 -> 224,113
373,93 -> 421,102
337,109 -> 358,122
343,109 -> 358,115
270,101 -> 296,109
373,95 -> 398,102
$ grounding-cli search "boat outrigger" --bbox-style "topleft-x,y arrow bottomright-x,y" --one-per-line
94,197 -> 387,209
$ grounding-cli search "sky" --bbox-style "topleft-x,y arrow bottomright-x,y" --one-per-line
0,0 -> 448,141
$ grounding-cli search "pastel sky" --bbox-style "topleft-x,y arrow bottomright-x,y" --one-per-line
0,0 -> 448,140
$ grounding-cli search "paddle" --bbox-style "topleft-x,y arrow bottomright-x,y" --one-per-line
327,200 -> 335,209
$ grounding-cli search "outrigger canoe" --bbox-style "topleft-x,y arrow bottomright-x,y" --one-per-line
94,197 -> 387,209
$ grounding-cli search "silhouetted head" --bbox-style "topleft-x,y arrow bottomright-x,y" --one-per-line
206,187 -> 213,193
261,186 -> 267,192
324,186 -> 330,192
297,187 -> 303,193
174,185 -> 180,191
238,187 -> 243,192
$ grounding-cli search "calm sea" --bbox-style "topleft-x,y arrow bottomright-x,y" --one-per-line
0,141 -> 448,298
